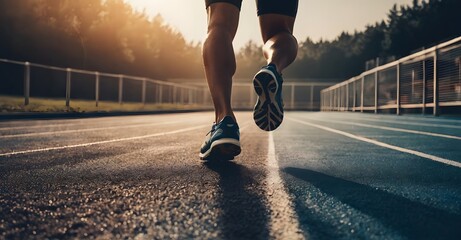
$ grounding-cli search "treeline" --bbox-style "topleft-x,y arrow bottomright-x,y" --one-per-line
0,0 -> 203,80
237,0 -> 461,80
1,0 -> 460,83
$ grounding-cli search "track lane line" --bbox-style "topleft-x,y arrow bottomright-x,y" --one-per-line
288,117 -> 461,169
299,117 -> 461,140
0,120 -> 199,139
0,124 -> 209,157
267,132 -> 304,239
0,119 -> 253,158
336,113 -> 461,124
335,117 -> 461,129
0,113 -> 208,131
0,119 -> 144,131
0,122 -> 86,131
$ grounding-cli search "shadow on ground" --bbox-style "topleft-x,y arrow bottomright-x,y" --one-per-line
204,160 -> 269,240
284,167 -> 461,240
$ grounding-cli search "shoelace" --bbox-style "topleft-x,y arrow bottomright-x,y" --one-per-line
205,124 -> 216,136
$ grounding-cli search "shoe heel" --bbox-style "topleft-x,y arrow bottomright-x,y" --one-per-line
217,143 -> 241,156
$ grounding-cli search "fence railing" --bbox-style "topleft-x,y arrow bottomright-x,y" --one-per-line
0,58 -> 336,111
174,80 -> 337,111
232,82 -> 336,111
0,58 -> 208,109
320,36 -> 461,115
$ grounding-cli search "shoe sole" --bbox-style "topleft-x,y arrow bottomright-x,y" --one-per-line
253,69 -> 284,131
199,138 -> 241,161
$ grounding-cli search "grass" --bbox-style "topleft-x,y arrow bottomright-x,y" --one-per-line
0,95 -> 207,113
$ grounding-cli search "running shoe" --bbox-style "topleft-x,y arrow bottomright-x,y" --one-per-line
253,64 -> 284,131
199,116 -> 241,160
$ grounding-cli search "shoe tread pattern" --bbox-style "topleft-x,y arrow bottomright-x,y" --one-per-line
253,70 -> 284,131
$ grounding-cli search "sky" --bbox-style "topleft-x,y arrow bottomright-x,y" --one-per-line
126,0 -> 414,50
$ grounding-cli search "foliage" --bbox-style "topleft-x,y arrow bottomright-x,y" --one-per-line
239,0 -> 461,80
0,0 -> 203,79
1,0 -> 460,84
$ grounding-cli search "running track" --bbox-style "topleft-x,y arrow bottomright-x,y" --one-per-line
1,112 -> 460,239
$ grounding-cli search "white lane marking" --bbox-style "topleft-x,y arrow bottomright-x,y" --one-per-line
267,132 -> 304,239
0,113 -> 208,131
343,114 -> 461,124
0,120 -> 193,139
0,119 -> 144,131
288,117 -> 461,169
301,117 -> 461,140
0,121 -> 153,131
0,124 -> 208,157
0,123 -> 84,131
339,117 -> 461,129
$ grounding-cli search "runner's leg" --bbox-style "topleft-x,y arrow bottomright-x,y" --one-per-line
203,2 -> 240,123
257,0 -> 298,73
252,0 -> 298,131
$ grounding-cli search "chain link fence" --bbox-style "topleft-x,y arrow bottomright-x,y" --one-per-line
321,36 -> 461,115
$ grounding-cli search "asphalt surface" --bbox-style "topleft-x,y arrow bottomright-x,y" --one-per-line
0,112 -> 460,239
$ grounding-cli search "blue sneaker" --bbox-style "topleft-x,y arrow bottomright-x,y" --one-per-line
199,116 -> 241,160
253,64 -> 284,131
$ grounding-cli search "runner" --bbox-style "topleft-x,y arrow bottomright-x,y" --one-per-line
200,0 -> 299,160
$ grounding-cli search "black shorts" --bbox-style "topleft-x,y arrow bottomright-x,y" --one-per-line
205,0 -> 298,17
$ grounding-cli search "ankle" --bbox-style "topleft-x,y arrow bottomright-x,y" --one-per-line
267,63 -> 282,74
216,112 -> 236,123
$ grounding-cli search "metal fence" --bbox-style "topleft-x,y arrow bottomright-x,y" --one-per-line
0,58 -> 208,109
320,36 -> 461,115
0,58 -> 336,111
173,80 -> 337,111
232,82 -> 335,111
